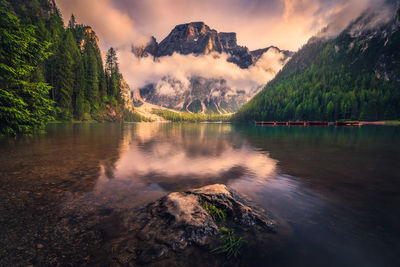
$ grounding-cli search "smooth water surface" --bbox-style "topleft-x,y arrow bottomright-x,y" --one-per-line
0,123 -> 399,266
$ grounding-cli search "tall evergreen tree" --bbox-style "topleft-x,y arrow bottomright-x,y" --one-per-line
83,44 -> 99,109
105,47 -> 122,102
68,14 -> 76,29
54,30 -> 78,119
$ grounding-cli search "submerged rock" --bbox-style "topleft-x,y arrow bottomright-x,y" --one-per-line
109,184 -> 288,266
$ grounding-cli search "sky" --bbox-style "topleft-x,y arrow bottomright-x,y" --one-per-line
57,0 -> 379,51
56,0 -> 386,93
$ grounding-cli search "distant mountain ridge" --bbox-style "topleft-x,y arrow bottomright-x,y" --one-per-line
132,22 -> 293,114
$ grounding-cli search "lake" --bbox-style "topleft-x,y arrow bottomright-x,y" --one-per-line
0,123 -> 399,266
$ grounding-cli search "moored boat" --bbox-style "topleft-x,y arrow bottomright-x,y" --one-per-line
289,121 -> 307,126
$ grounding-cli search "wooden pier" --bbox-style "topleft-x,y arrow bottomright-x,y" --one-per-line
336,121 -> 360,126
308,121 -> 329,126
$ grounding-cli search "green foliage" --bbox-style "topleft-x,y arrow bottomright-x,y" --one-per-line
201,201 -> 227,223
201,200 -> 243,258
0,2 -> 54,135
0,83 -> 54,135
83,44 -> 99,108
211,227 -> 244,259
152,109 -> 232,122
0,2 -> 50,83
53,30 -> 77,119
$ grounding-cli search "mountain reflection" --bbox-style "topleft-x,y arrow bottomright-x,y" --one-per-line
101,123 -> 277,192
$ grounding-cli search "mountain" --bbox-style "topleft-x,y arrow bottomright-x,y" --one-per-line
132,22 -> 293,114
233,3 -> 400,122
134,22 -> 293,68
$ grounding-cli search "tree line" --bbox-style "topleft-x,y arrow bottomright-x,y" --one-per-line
152,109 -> 231,122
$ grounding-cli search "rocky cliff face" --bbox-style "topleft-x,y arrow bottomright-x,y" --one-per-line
78,26 -> 100,53
346,5 -> 400,82
120,78 -> 133,110
132,22 -> 293,113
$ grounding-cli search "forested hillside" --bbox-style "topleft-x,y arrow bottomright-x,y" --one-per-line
0,0 -> 124,135
233,5 -> 400,122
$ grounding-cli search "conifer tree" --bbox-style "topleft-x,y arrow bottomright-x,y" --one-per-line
105,47 -> 122,102
68,14 -> 76,29
53,30 -> 78,119
84,44 -> 99,108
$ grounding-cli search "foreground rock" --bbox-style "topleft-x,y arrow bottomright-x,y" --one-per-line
108,184 -> 289,266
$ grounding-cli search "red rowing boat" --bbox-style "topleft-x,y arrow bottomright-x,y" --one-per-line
288,121 -> 307,126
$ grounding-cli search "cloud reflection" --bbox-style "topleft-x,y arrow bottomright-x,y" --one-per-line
113,123 -> 277,185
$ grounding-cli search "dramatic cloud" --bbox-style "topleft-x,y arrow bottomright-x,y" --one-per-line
118,48 -> 288,94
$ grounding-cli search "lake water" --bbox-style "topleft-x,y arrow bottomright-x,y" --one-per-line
0,123 -> 399,266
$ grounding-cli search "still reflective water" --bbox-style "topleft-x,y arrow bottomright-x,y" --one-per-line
0,123 -> 399,266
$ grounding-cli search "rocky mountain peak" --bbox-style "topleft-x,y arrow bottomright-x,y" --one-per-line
168,22 -> 239,56
157,21 -> 222,57
131,22 -> 293,114
133,21 -> 291,69
174,21 -> 210,40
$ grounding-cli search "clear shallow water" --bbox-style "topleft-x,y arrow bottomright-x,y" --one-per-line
0,123 -> 399,266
